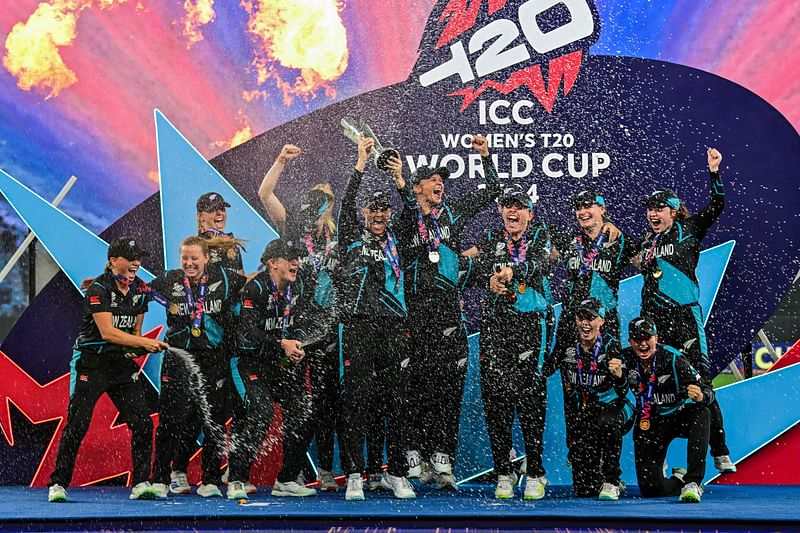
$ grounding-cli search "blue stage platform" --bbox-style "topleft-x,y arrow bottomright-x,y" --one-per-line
3,484 -> 799,531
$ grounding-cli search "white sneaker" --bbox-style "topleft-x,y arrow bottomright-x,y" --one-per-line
672,467 -> 687,482
598,482 -> 620,501
435,472 -> 458,491
197,483 -> 222,498
368,473 -> 386,491
272,480 -> 317,497
169,471 -> 191,495
318,469 -> 338,492
129,481 -> 159,500
406,449 -> 422,478
679,481 -> 703,503
419,461 -> 434,484
380,473 -> 416,499
151,482 -> 169,499
495,475 -> 514,499
431,452 -> 453,475
524,475 -> 547,500
345,473 -> 365,501
714,455 -> 737,473
48,484 -> 67,503
227,481 -> 248,500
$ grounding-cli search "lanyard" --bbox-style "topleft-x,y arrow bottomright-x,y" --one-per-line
382,231 -> 402,285
576,232 -> 607,277
415,207 -> 442,253
182,273 -> 208,335
636,354 -> 658,427
305,226 -> 332,274
504,231 -> 528,266
575,335 -> 603,410
269,279 -> 293,339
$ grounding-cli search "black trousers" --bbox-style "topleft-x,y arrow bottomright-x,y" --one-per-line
50,354 -> 153,487
153,350 -> 228,485
480,313 -> 549,478
340,317 -> 410,477
307,332 -> 342,473
404,312 -> 468,460
633,406 -> 710,497
566,400 -> 630,497
649,306 -> 729,457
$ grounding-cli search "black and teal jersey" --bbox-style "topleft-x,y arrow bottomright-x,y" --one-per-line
639,170 -> 725,315
284,213 -> 341,312
551,334 -> 628,413
551,228 -> 637,317
621,344 -> 714,419
237,271 -> 318,360
395,155 -> 501,316
73,271 -> 149,359
149,264 -> 245,351
338,169 -> 407,319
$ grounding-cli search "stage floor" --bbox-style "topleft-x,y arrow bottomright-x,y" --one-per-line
3,484 -> 798,531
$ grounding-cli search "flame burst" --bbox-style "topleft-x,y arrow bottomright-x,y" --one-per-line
182,0 -> 216,48
213,112 -> 253,149
2,0 -> 126,99
243,0 -> 349,105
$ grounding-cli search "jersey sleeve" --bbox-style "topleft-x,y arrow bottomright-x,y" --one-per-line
688,170 -> 725,241
85,282 -> 112,314
449,155 -> 502,220
337,169 -> 365,249
238,279 -> 277,351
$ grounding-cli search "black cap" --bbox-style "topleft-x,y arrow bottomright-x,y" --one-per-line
498,185 -> 533,210
642,189 -> 680,210
575,297 -> 606,319
260,239 -> 300,263
411,165 -> 450,185
108,238 -> 149,260
196,192 -> 231,212
628,317 -> 658,339
362,190 -> 391,210
573,190 -> 605,209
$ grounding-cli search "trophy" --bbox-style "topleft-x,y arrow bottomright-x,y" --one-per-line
341,117 -> 400,171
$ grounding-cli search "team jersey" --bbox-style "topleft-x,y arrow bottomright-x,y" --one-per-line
395,155 -> 501,317
551,228 -> 637,316
73,271 -> 149,359
338,169 -> 407,319
149,264 -> 245,351
621,344 -> 714,420
285,213 -> 341,312
550,334 -> 628,413
473,222 -> 552,318
639,170 -> 725,315
200,230 -> 245,273
237,271 -> 319,360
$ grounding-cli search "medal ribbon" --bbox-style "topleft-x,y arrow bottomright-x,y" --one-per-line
201,228 -> 233,239
304,226 -> 332,274
643,232 -> 662,269
108,272 -> 132,286
504,231 -> 528,266
382,231 -> 402,285
576,232 -> 607,277
135,279 -> 168,307
182,273 -> 207,334
269,279 -> 293,339
636,354 -> 658,426
415,207 -> 442,254
575,335 -> 603,410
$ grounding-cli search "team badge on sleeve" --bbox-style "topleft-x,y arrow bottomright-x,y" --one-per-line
89,295 -> 101,305
243,299 -> 254,309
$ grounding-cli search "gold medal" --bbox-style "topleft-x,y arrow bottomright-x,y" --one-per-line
191,327 -> 202,337
652,267 -> 663,279
518,281 -> 526,293
168,303 -> 179,315
227,247 -> 237,260
639,419 -> 651,431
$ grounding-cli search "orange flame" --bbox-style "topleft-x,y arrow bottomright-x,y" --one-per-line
212,112 -> 253,150
181,0 -> 216,48
2,0 -> 126,99
243,0 -> 348,105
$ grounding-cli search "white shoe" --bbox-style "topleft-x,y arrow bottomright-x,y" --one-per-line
272,480 -> 317,497
495,475 -> 514,499
169,471 -> 191,495
345,473 -> 365,501
523,475 -> 547,500
406,449 -> 422,478
431,452 -> 453,475
151,482 -> 169,499
319,469 -> 338,492
380,473 -> 416,499
679,481 -> 703,503
129,481 -> 159,500
419,461 -> 434,484
435,472 -> 458,491
227,481 -> 248,500
197,483 -> 222,498
714,455 -> 737,473
598,482 -> 620,501
48,484 -> 67,503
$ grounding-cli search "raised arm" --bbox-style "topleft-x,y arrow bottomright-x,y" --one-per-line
257,144 -> 302,234
691,147 -> 726,240
338,136 -> 374,247
450,135 -> 502,217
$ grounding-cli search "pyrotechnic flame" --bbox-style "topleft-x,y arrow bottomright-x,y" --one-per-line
243,0 -> 348,105
213,112 -> 253,149
2,0 -> 126,99
182,0 -> 216,48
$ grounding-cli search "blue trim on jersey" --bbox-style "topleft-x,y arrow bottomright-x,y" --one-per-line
69,350 -> 80,398
537,316 -> 547,373
656,257 -> 699,306
347,241 -> 362,253
349,266 -> 368,311
230,356 -> 246,402
690,304 -> 708,357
